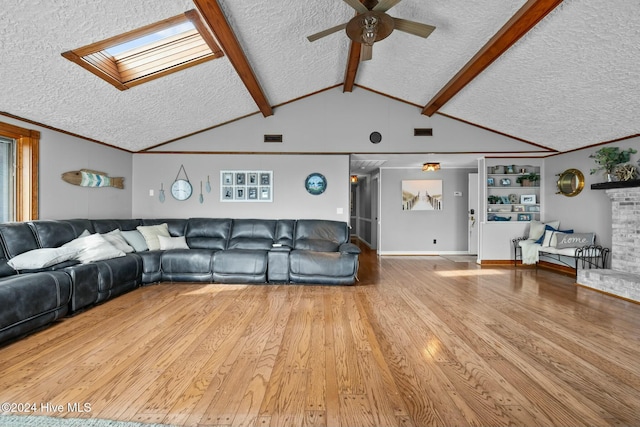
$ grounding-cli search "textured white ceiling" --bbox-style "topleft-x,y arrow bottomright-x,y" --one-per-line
0,0 -> 638,153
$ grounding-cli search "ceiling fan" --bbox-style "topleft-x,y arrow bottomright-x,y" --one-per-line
307,0 -> 436,61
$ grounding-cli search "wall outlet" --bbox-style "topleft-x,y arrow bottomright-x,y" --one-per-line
433,239 -> 437,244
149,189 -> 154,196
336,207 -> 343,214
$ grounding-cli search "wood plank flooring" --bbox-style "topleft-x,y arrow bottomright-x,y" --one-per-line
1,247 -> 640,426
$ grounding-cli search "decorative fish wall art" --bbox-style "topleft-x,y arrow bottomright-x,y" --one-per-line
61,169 -> 124,189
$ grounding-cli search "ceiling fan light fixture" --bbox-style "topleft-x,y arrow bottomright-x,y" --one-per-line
422,162 -> 440,172
361,16 -> 378,45
346,11 -> 394,46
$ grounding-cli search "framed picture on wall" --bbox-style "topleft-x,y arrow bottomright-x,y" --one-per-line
247,187 -> 258,200
401,180 -> 443,211
221,170 -> 273,202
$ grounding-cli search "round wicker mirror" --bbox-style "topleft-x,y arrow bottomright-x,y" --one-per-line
556,168 -> 585,197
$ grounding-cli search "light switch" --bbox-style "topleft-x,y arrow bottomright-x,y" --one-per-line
149,189 -> 154,196
337,207 -> 344,214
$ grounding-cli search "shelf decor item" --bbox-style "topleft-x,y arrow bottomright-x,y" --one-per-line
516,173 -> 539,187
521,194 -> 536,204
589,146 -> 637,182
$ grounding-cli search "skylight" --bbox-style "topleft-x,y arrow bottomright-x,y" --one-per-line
104,21 -> 196,57
62,11 -> 223,90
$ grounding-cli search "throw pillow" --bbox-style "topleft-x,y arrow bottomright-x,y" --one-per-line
136,223 -> 170,251
121,230 -> 148,252
62,233 -> 125,263
158,235 -> 189,250
555,232 -> 595,248
102,229 -> 134,253
541,226 -> 573,247
529,220 -> 560,242
7,247 -> 79,270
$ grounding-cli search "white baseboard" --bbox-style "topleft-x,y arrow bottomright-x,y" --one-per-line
378,250 -> 472,256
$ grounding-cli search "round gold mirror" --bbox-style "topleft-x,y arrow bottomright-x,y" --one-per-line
556,168 -> 585,197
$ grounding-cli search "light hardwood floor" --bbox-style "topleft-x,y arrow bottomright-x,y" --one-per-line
1,247 -> 639,426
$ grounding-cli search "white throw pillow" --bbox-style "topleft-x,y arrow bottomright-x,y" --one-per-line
102,229 -> 134,253
7,247 -> 79,270
528,220 -> 546,241
158,235 -> 189,250
136,223 -> 171,251
63,233 -> 125,263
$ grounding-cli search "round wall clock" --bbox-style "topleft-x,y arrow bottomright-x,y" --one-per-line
171,164 -> 193,201
305,173 -> 327,195
171,179 -> 192,201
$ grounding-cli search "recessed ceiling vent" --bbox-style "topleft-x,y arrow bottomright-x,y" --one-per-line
264,134 -> 283,143
414,128 -> 433,136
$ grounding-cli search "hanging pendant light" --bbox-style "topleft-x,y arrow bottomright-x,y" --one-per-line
350,175 -> 359,183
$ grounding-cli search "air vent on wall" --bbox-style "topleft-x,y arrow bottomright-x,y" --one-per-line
414,128 -> 433,136
264,134 -> 283,143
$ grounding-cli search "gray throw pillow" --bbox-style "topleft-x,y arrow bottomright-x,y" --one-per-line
555,232 -> 595,248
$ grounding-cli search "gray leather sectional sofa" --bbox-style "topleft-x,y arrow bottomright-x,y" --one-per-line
0,218 -> 360,345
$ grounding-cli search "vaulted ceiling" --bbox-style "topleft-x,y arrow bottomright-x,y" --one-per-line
1,0 -> 638,155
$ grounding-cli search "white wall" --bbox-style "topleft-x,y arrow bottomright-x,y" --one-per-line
132,153 -> 350,221
1,115 -> 133,220
379,167 -> 475,254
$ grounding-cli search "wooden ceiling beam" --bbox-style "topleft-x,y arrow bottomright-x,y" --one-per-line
422,0 -> 563,116
343,42 -> 362,92
193,0 -> 273,117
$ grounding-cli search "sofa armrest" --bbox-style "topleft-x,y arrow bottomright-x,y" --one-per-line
339,242 -> 361,255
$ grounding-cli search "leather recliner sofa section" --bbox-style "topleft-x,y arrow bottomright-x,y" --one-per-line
0,218 -> 360,346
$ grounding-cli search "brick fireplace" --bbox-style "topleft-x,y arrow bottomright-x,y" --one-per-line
578,186 -> 640,302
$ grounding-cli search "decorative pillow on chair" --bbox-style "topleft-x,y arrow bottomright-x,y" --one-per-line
541,226 -> 573,247
555,232 -> 595,248
529,220 -> 560,242
8,247 -> 80,270
136,223 -> 171,251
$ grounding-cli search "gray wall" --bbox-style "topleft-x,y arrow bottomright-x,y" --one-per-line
132,153 -> 350,221
1,115 -> 133,220
151,87 -> 543,155
544,137 -> 640,250
379,167 -> 474,254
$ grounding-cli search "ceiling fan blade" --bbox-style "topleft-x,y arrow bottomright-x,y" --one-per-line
307,23 -> 348,42
343,0 -> 369,13
372,0 -> 402,12
392,18 -> 436,38
360,44 -> 373,61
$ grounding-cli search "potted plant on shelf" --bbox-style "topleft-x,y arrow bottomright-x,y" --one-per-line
589,147 -> 637,182
516,173 -> 539,187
